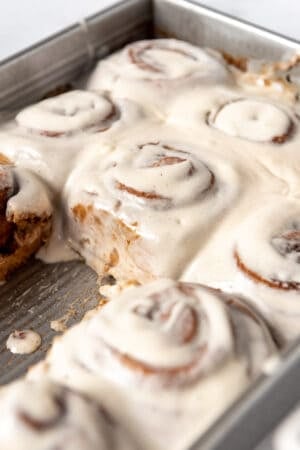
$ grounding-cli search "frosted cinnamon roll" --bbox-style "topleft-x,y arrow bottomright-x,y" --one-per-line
209,98 -> 294,143
167,86 -> 296,157
0,166 -> 52,280
223,51 -> 300,101
43,279 -> 276,450
87,39 -> 231,108
16,90 -> 139,138
105,142 -> 215,210
233,201 -> 300,341
0,379 -> 137,450
65,134 -> 239,283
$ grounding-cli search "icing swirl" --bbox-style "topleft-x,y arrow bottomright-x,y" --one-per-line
124,39 -> 229,82
235,203 -> 300,291
16,90 -> 118,137
42,280 -> 276,450
209,98 -> 294,143
0,379 -> 137,450
80,280 -> 275,386
104,142 -> 215,210
87,39 -> 231,109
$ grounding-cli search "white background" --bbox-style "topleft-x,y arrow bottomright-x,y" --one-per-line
0,0 -> 299,62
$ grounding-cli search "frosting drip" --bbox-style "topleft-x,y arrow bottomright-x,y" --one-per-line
6,330 -> 41,355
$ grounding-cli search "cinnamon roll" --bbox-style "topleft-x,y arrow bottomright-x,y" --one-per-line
65,134 -> 239,283
42,279 -> 276,450
0,166 -> 52,280
209,98 -> 294,143
233,201 -> 300,341
0,89 -> 147,265
16,90 -> 123,138
0,379 -> 137,450
223,51 -> 300,101
87,39 -> 231,109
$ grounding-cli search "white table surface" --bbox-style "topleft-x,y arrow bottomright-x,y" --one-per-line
0,0 -> 299,62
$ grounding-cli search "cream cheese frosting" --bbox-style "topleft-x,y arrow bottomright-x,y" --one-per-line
6,330 -> 41,355
64,128 -> 239,280
0,379 -> 137,450
0,37 -> 299,449
31,279 -> 275,450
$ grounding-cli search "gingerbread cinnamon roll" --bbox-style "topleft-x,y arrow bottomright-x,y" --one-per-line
233,201 -> 300,341
16,90 -> 139,138
87,39 -> 231,108
0,379 -> 137,449
43,279 -> 276,450
0,166 -> 52,280
65,136 -> 238,283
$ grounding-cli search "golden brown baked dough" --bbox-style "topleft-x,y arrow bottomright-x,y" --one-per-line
0,165 -> 51,280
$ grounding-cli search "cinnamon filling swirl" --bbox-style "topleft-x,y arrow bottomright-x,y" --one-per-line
109,291 -> 205,382
235,208 -> 300,291
106,142 -> 215,210
0,379 -> 138,450
128,43 -> 197,74
235,249 -> 300,290
77,280 -> 275,392
119,39 -> 230,83
18,394 -> 66,431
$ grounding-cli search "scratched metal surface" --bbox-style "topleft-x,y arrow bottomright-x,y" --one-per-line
0,260 -> 99,384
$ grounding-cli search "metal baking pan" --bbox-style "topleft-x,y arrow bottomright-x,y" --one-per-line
0,0 -> 300,448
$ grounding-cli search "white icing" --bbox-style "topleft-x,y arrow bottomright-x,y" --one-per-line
103,142 -> 214,208
235,202 -> 300,285
0,37 -> 300,449
16,90 -> 114,134
65,131 -> 239,279
0,379 -> 137,450
86,280 -> 234,371
36,211 -> 79,263
183,197 -> 300,341
7,168 -> 53,218
89,39 -> 230,82
6,330 -> 41,354
39,279 -> 275,450
212,99 -> 291,142
87,39 -> 231,112
0,92 -> 145,263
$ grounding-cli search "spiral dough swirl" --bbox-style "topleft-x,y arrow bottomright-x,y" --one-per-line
209,98 -> 294,143
16,90 -> 118,137
0,379 -> 137,450
79,279 -> 275,388
104,142 -> 215,210
235,203 -> 300,290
